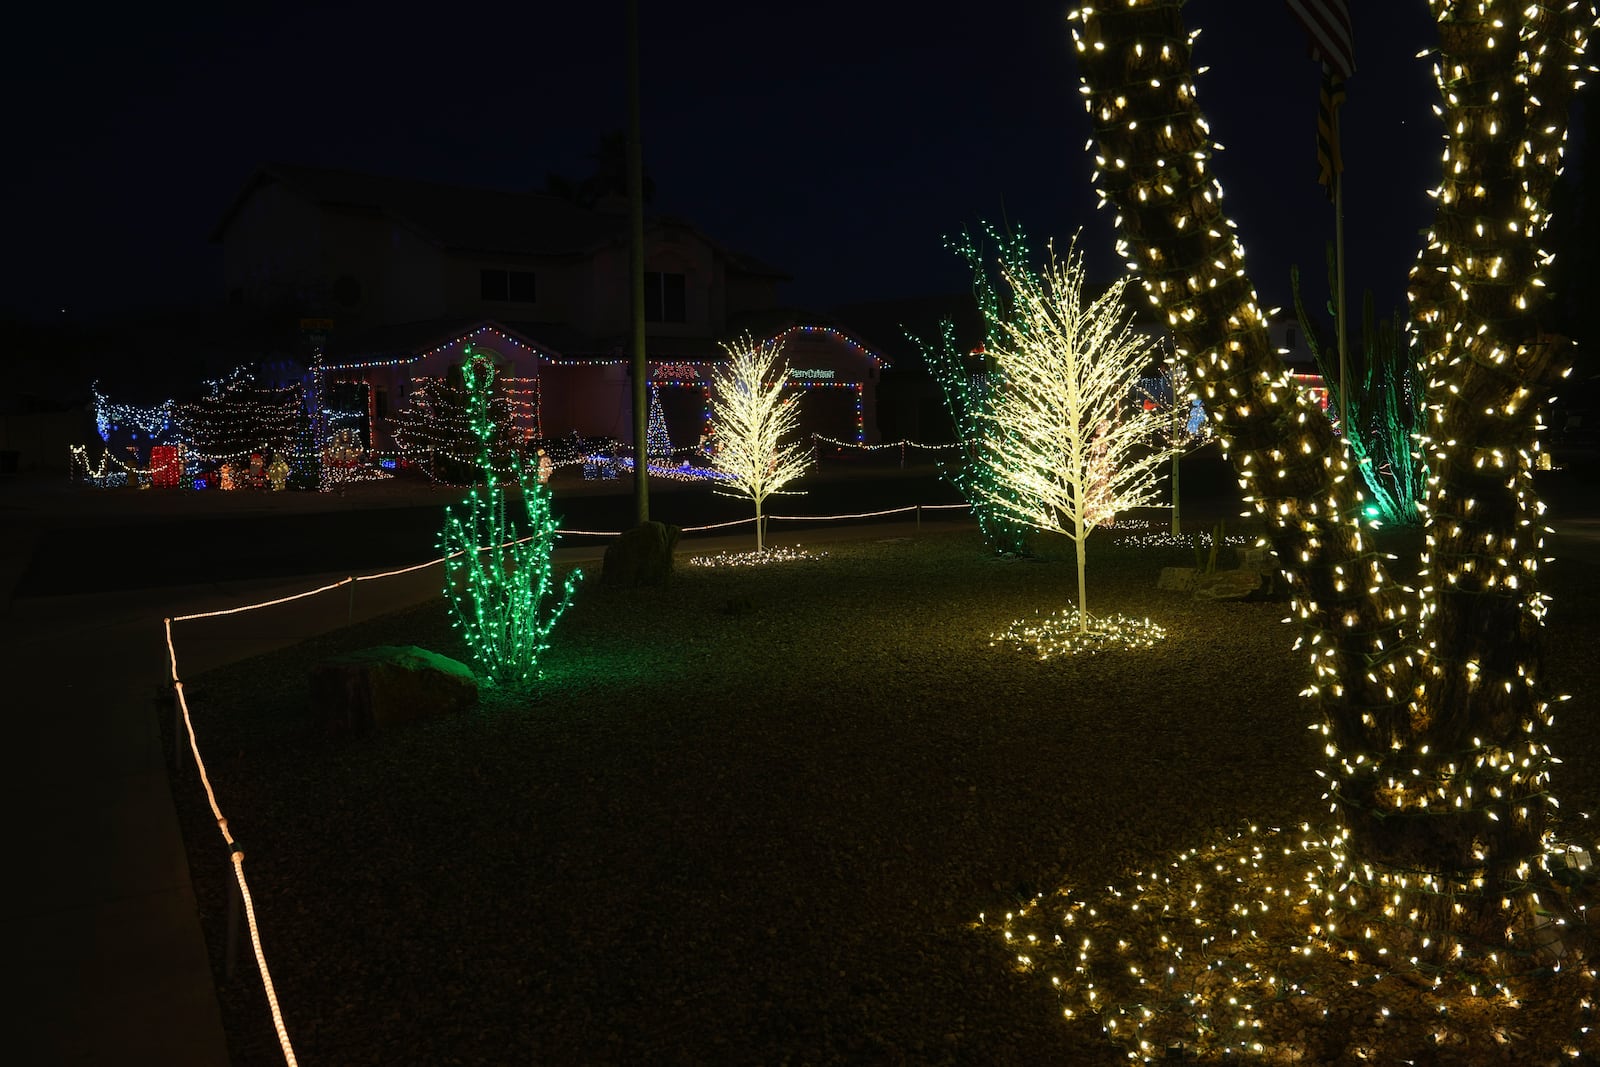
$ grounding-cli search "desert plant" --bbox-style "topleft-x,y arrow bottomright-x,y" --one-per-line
1292,256 -> 1427,525
909,225 -> 1039,557
439,350 -> 579,685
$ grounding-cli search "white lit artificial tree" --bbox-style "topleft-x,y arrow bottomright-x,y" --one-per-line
708,333 -> 813,550
976,236 -> 1171,648
988,2 -> 1600,1060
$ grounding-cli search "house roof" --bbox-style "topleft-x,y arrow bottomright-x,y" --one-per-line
211,162 -> 790,278
319,315 -> 887,371
321,319 -> 558,369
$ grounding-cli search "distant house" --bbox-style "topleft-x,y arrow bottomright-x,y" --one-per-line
212,163 -> 887,458
211,162 -> 789,340
315,317 -> 887,469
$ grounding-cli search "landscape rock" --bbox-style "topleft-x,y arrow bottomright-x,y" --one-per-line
1157,566 -> 1200,592
1191,569 -> 1267,601
601,520 -> 681,587
310,645 -> 478,735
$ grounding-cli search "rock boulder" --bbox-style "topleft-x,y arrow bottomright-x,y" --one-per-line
601,520 -> 681,587
310,645 -> 478,735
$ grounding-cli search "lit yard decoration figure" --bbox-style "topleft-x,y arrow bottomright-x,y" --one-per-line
975,236 -> 1170,649
438,350 -> 578,685
708,333 -> 813,550
645,383 -> 672,459
267,453 -> 289,491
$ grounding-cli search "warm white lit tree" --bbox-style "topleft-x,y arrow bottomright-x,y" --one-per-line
977,237 -> 1170,640
985,3 -> 1600,1061
709,333 -> 814,550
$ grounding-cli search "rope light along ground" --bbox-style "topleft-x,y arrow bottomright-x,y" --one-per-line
164,619 -> 299,1067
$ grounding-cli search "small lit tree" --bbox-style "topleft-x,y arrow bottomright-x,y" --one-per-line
977,236 -> 1170,641
393,361 -> 521,485
910,225 -> 1038,557
708,333 -> 814,550
439,350 -> 579,685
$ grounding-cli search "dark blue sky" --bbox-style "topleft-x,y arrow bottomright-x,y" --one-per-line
6,2 -> 1442,327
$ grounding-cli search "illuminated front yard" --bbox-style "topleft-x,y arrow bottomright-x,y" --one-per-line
170,527 -> 1600,1065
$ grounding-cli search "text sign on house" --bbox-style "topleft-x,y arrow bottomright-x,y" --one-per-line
787,368 -> 834,380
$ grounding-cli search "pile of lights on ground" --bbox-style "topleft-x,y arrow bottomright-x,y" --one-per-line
1105,519 -> 1252,551
986,823 -> 1596,1063
685,546 -> 827,568
990,606 -> 1166,657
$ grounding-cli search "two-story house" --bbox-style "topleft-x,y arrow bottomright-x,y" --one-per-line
210,163 -> 886,457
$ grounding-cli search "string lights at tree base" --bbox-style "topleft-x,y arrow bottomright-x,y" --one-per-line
987,821 -> 1597,1064
686,546 -> 827,568
990,607 -> 1167,657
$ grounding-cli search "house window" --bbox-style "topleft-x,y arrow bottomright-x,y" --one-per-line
645,271 -> 687,323
481,268 -> 536,303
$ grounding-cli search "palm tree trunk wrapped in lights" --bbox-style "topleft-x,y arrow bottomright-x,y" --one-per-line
1002,0 -> 1600,1056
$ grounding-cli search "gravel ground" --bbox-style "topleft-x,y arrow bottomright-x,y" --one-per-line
165,523 -> 1600,1065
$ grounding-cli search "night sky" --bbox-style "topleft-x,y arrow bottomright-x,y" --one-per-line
7,2 -> 1444,330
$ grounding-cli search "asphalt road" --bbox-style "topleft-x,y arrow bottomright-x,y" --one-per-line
10,450 -> 1594,598
11,464 -> 976,597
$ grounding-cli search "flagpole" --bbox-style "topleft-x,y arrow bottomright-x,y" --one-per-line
1334,165 -> 1349,436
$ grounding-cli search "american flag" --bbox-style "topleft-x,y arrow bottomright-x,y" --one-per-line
1286,0 -> 1355,198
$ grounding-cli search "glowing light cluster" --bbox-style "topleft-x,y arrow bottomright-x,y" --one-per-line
391,361 -> 530,486
685,546 -> 827,567
1108,525 -> 1249,551
811,434 -> 965,453
988,822 -> 1597,1063
990,606 -> 1165,656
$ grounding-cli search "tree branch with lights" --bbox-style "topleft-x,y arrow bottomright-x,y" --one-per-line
708,333 -> 814,550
